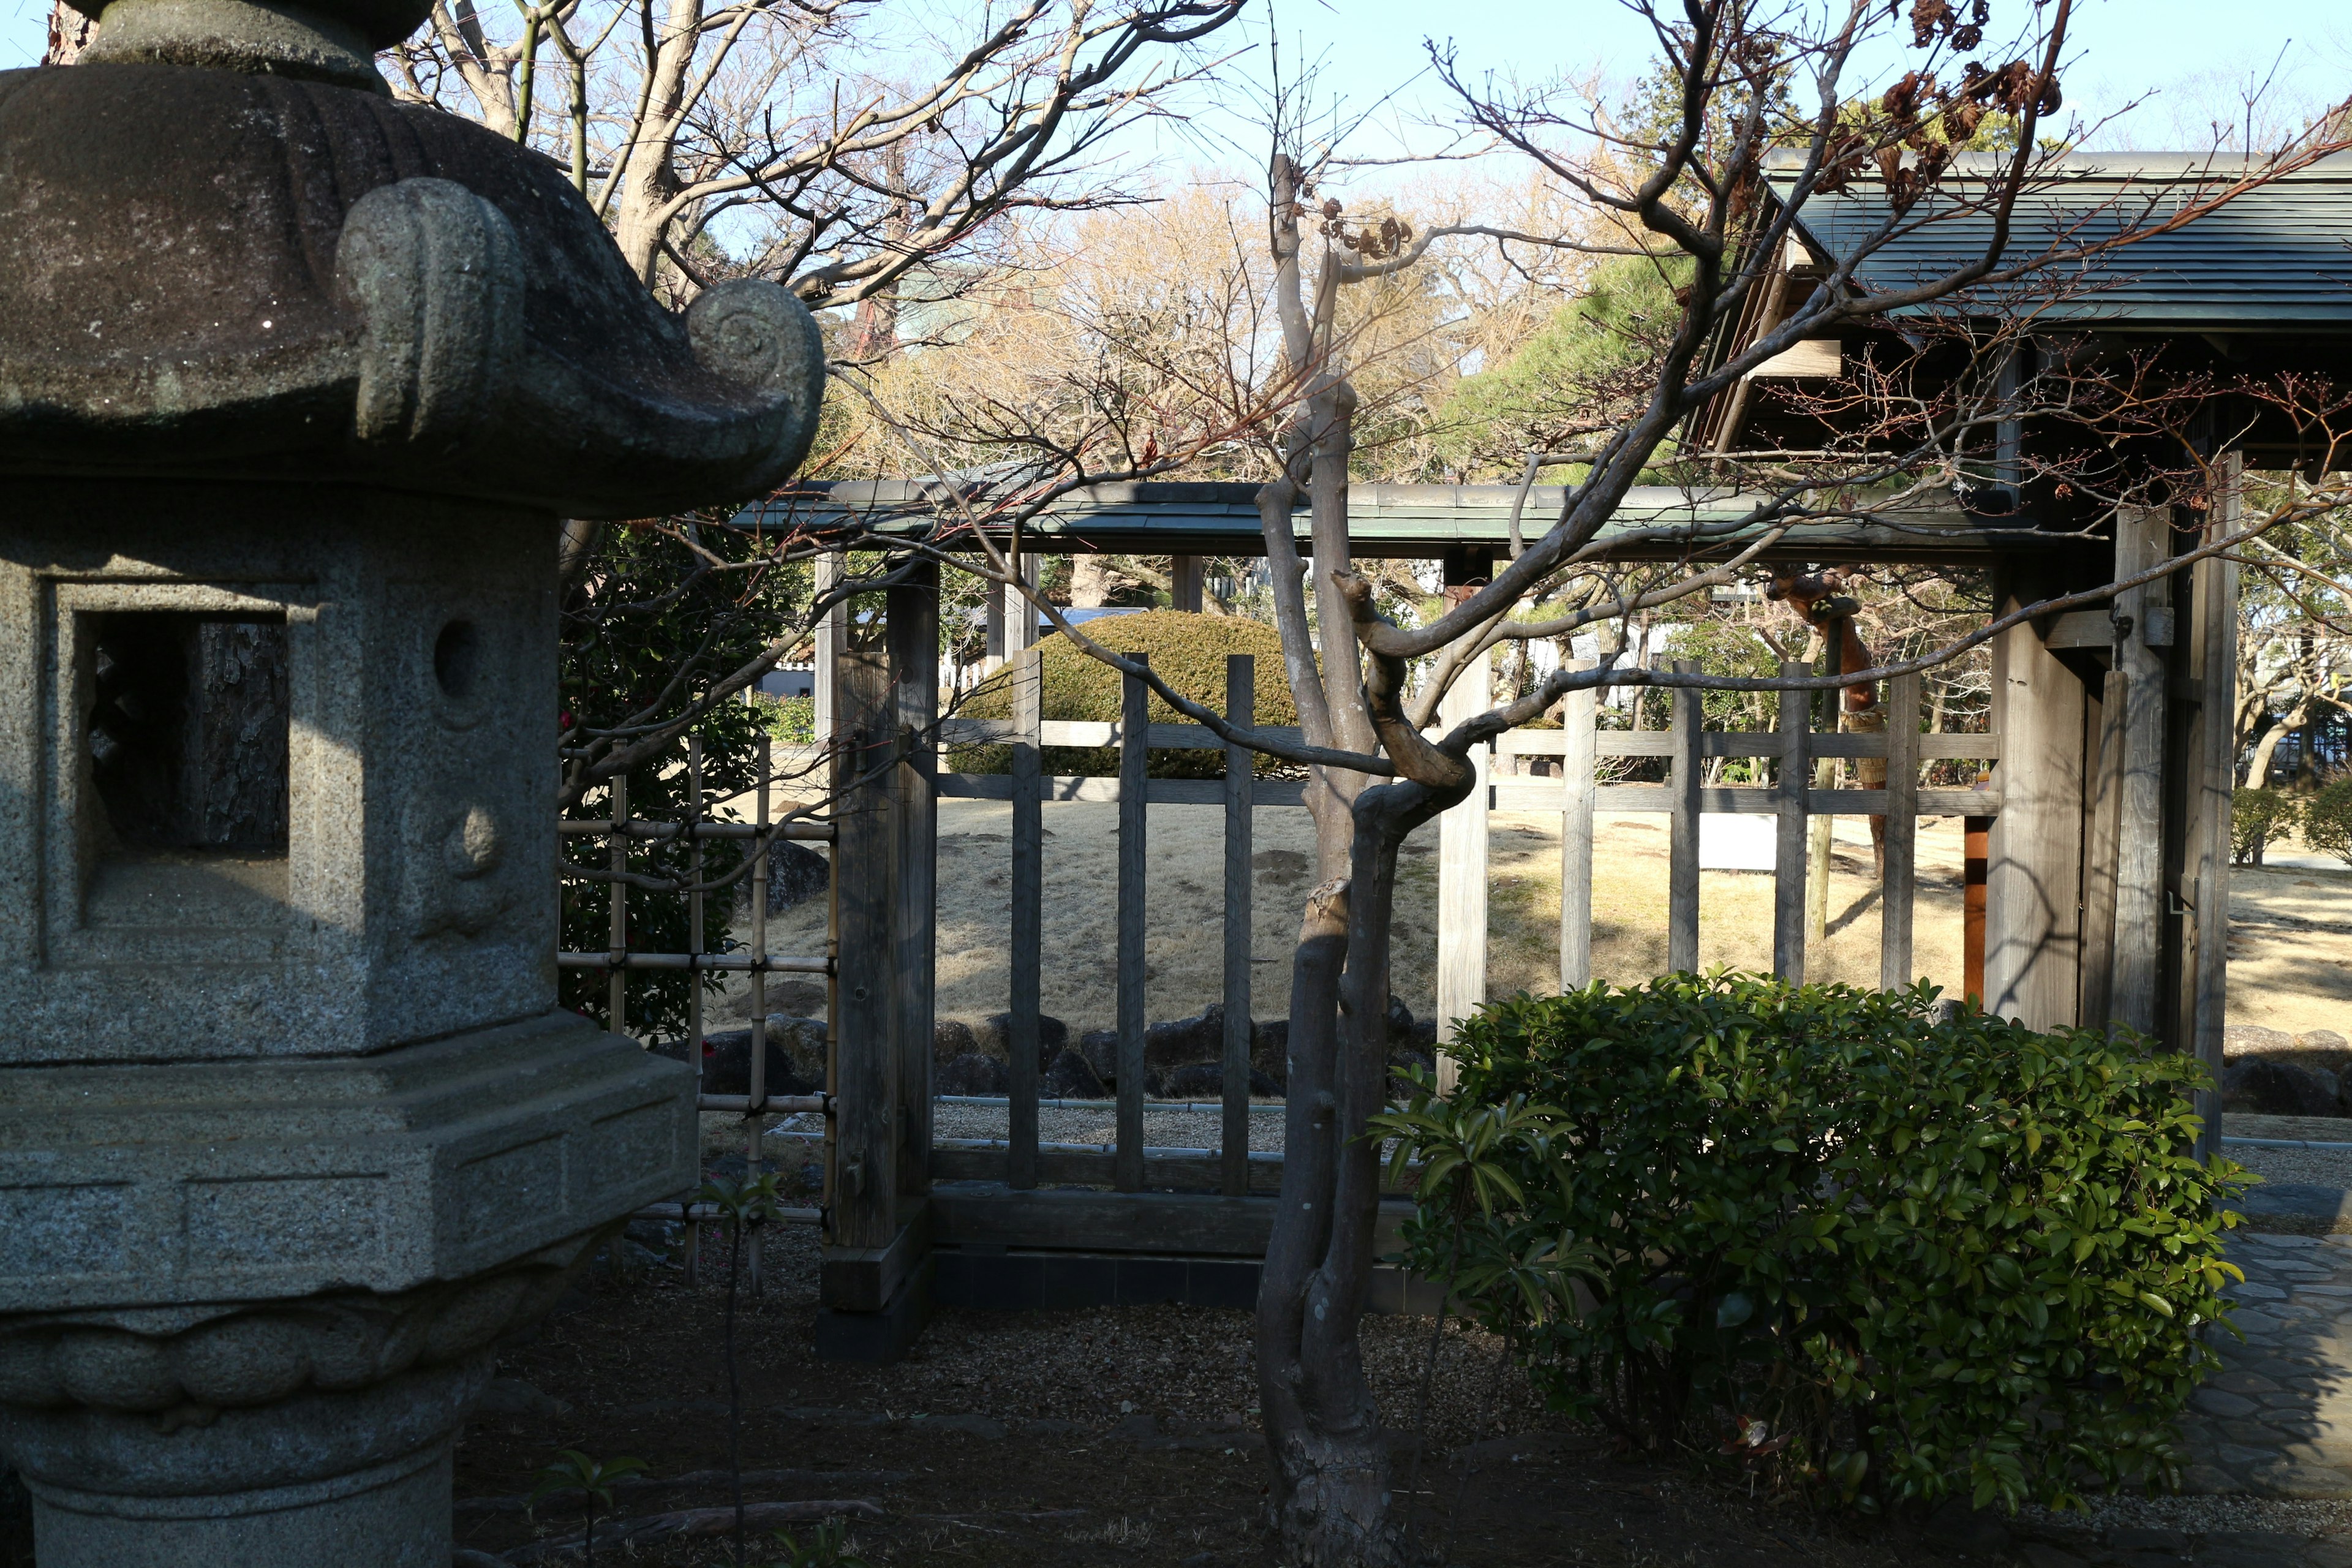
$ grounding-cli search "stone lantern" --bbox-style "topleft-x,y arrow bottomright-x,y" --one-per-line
0,6 -> 826,1563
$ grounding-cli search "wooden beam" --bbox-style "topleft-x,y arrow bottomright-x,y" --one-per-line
2185,456 -> 2240,1152
1879,671 -> 1921,990
1983,571 -> 2086,1028
829,650 -> 897,1254
1436,639 -> 1491,1086
2109,507 -> 2170,1036
1221,655 -> 1254,1197
2078,670 -> 2125,1027
1171,556 -> 1205,614
1116,656 -> 1148,1191
928,1182 -> 1417,1259
1773,663 -> 1810,980
1008,645 -> 1043,1190
812,549 -> 846,741
890,563 -> 938,1199
1668,661 -> 1701,973
821,1202 -> 931,1314
1559,665 -> 1597,991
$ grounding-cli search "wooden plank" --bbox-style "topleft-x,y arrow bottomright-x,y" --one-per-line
927,1182 -> 1418,1259
828,650 -> 897,1256
935,774 -> 1311,807
1983,570 -> 2087,1029
2188,457 -> 2240,1152
2040,609 -> 2114,650
1221,655 -> 1254,1198
1559,666 -> 1597,991
1008,646 -> 1042,1190
1668,661 -> 1700,973
606,774 -> 627,1034
933,1142 -> 1283,1194
1773,663 -> 1809,980
1880,672 -> 1921,990
1491,728 -> 1995,761
891,564 -> 938,1199
820,1202 -> 932,1314
937,718 -> 1308,749
2109,506 -> 2170,1035
1116,657 -> 1148,1191
1436,641 -> 1493,1080
812,549 -> 846,741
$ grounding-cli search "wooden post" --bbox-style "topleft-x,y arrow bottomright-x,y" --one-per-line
1773,663 -> 1810,981
1965,815 -> 1991,1005
1008,645 -> 1042,1190
813,549 -> 846,742
1115,655 -> 1148,1191
829,650 -> 897,1253
1984,568 -> 2087,1027
1221,655 -> 1254,1197
2184,455 -> 2241,1154
2109,506 -> 2170,1036
1436,640 -> 1492,1089
1172,556 -> 1205,614
2078,671 -> 2126,1027
889,564 -> 938,1198
1558,664 -> 1597,991
1668,660 -> 1701,973
1879,672 -> 1921,990
606,774 -> 627,1035
746,733 -> 771,1294
984,579 -> 1006,675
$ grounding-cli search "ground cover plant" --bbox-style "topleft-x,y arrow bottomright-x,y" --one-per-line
1380,973 -> 2250,1515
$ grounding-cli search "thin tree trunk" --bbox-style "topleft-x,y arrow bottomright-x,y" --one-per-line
2250,700 -> 2309,788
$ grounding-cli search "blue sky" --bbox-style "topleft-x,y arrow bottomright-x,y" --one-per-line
2,0 -> 2342,149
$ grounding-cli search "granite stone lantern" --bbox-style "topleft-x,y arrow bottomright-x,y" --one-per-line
0,4 -> 826,1562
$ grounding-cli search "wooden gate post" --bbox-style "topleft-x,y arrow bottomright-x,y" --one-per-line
1985,565 -> 2088,1028
1558,665 -> 1597,991
1435,640 -> 1492,1091
2179,456 -> 2240,1153
817,567 -> 937,1362
1772,663 -> 1811,980
2108,505 -> 2172,1036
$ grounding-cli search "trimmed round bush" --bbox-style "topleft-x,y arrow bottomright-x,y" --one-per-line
2302,778 -> 2352,867
1378,973 -> 2247,1513
952,610 -> 1302,778
2231,785 -> 2299,865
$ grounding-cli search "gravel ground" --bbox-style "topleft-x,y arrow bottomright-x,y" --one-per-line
2234,1140 -> 2352,1189
2019,1492 -> 2352,1540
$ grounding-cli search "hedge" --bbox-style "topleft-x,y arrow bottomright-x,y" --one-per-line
951,610 -> 1303,779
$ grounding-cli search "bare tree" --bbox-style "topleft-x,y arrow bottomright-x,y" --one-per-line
388,0 -> 1243,304
835,2 -> 2352,1561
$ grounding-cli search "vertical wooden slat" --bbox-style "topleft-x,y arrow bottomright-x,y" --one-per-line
1879,672 -> 1921,990
1007,644 -> 1042,1190
746,733 -> 771,1294
607,774 -> 628,1034
2188,455 -> 2241,1153
829,649 -> 896,1251
2078,671 -> 2125,1027
812,549 -> 846,742
684,743 -> 704,1287
1436,641 -> 1493,1091
2110,506 -> 2169,1035
1172,557 -> 1206,614
1772,663 -> 1810,981
1668,660 -> 1701,973
1221,655 -> 1254,1197
1115,655 -> 1149,1192
1558,665 -> 1597,991
889,565 -> 939,1199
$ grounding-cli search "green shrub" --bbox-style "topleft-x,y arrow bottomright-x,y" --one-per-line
2232,786 -> 2300,865
2301,779 -> 2352,867
949,610 -> 1300,779
752,693 -> 815,745
1379,973 -> 2247,1513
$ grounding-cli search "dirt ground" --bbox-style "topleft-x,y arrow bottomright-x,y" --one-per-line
730,800 -> 2351,1046
447,1232 -> 2090,1568
738,800 -> 1975,1039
